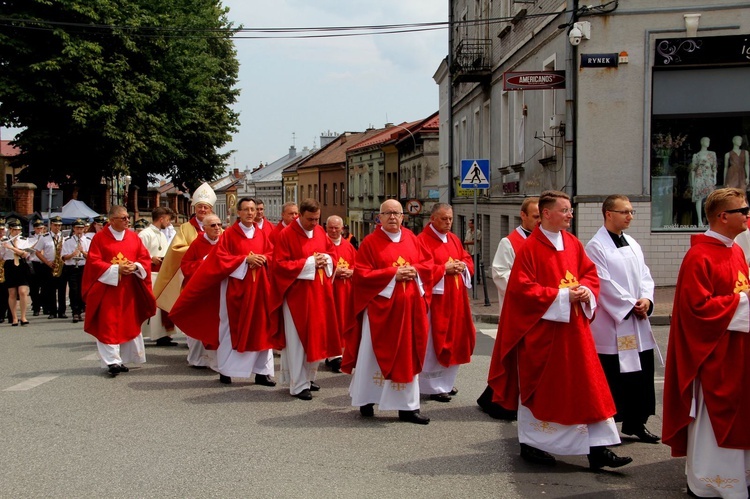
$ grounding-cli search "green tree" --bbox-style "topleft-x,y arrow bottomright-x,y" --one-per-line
0,0 -> 239,198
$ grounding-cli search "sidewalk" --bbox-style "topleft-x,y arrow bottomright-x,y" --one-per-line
469,278 -> 674,326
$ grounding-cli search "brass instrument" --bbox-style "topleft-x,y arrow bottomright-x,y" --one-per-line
0,236 -> 9,283
52,234 -> 64,278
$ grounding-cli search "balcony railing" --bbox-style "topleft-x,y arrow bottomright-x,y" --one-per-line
452,38 -> 492,84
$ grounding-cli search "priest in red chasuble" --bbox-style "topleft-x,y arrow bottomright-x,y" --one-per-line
488,190 -> 632,470
342,199 -> 435,425
82,205 -> 156,377
663,187 -> 750,497
324,215 -> 356,374
176,213 -> 223,369
269,198 -> 340,401
268,201 -> 299,247
171,199 -> 279,387
416,203 -> 475,403
254,199 -> 275,241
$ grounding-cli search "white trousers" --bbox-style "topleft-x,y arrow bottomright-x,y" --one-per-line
279,299 -> 319,395
418,328 -> 460,395
686,384 -> 750,498
186,336 -> 216,368
96,335 -> 146,368
349,311 -> 420,412
517,402 -> 621,455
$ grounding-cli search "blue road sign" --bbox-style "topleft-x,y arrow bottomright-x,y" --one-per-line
460,159 -> 490,189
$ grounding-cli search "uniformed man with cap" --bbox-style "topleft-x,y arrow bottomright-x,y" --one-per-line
85,215 -> 107,241
61,218 -> 90,323
0,218 -> 10,322
133,219 -> 148,233
27,219 -> 47,316
36,215 -> 68,319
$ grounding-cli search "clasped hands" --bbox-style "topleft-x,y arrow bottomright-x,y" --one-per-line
445,260 -> 466,276
632,298 -> 650,320
395,265 -> 418,282
335,266 -> 353,279
118,261 -> 138,276
245,252 -> 267,268
568,285 -> 591,305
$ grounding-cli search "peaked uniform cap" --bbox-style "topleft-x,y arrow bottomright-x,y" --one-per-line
50,216 -> 63,224
33,220 -> 45,227
7,219 -> 22,229
73,218 -> 87,227
192,182 -> 217,207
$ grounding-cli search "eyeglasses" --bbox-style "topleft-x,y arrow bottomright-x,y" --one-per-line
380,211 -> 403,217
207,223 -> 222,228
723,206 -> 750,216
555,208 -> 574,215
608,210 -> 636,215
111,216 -> 129,221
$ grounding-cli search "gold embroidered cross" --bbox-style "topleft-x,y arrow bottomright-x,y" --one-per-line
313,252 -> 325,285
337,256 -> 350,269
110,252 -> 129,265
530,421 -> 557,434
617,335 -> 637,351
372,371 -> 386,387
559,270 -> 581,316
448,256 -> 460,289
390,382 -> 406,392
248,252 -> 257,282
734,271 -> 750,294
393,256 -> 410,291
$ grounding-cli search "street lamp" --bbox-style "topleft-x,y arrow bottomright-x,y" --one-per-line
123,174 -> 132,212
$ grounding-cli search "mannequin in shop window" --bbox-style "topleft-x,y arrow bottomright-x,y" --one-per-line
723,135 -> 749,193
689,137 -> 717,227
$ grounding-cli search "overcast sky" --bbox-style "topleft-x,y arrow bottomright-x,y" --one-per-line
222,0 -> 448,170
1,1 -> 449,176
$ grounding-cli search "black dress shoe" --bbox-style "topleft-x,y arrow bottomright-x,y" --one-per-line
20,321 -> 29,326
254,374 -> 276,387
587,447 -> 633,470
309,381 -> 320,392
47,314 -> 56,319
520,443 -> 556,466
118,364 -> 129,373
11,322 -> 19,327
327,357 -> 342,373
219,374 -> 232,384
622,424 -> 661,444
398,410 -> 430,425
359,403 -> 375,417
33,311 -> 39,317
429,393 -> 452,403
449,387 -> 458,396
107,364 -> 121,376
57,314 -> 69,319
477,386 -> 518,421
293,388 -> 312,400
155,337 -> 178,347
72,316 -> 79,324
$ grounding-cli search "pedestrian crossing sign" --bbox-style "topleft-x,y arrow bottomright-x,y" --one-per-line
460,159 -> 490,189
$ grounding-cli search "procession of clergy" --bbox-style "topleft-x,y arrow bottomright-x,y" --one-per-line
74,181 -> 748,498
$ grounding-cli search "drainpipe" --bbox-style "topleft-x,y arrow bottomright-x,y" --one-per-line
565,0 -> 579,232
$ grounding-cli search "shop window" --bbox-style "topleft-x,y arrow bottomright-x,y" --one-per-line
650,116 -> 750,231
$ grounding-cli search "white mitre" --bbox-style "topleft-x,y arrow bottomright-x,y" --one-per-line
192,182 -> 217,207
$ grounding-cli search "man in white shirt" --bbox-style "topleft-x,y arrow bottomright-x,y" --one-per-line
139,207 -> 175,346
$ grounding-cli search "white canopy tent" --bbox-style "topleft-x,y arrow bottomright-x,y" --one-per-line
44,199 -> 100,224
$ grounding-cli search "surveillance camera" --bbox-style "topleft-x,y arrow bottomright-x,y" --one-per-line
569,26 -> 582,46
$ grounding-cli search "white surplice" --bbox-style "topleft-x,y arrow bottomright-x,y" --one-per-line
491,226 -> 527,315
585,226 -> 658,372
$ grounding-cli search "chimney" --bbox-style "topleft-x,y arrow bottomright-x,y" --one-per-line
12,182 -> 37,216
289,145 -> 297,159
385,123 -> 394,128
233,168 -> 240,178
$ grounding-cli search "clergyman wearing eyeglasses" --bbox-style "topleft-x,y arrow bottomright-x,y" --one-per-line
81,205 -> 156,377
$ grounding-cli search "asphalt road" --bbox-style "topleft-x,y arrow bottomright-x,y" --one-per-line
0,319 -> 689,498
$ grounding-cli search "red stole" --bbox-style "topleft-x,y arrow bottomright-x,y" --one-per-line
663,235 -> 750,456
488,228 -> 613,425
82,229 -> 156,345
417,226 -> 476,366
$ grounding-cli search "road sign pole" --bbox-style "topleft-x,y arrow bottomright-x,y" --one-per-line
473,188 -> 478,299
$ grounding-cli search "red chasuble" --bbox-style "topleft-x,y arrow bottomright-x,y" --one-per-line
331,238 -> 357,348
507,228 -> 527,254
269,222 -> 341,361
257,218 -> 275,243
487,228 -> 614,425
663,234 -> 750,457
417,225 -> 476,366
82,229 -> 156,345
180,234 -> 216,289
341,226 -> 435,384
268,221 -> 288,247
171,222 -> 279,353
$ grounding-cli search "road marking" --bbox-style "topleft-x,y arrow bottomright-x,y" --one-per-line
79,353 -> 100,361
3,375 -> 60,392
479,328 -> 497,339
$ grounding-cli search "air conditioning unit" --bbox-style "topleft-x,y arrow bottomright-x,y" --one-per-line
549,114 -> 565,129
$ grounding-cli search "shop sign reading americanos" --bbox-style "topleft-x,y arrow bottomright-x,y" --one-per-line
503,70 -> 566,91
